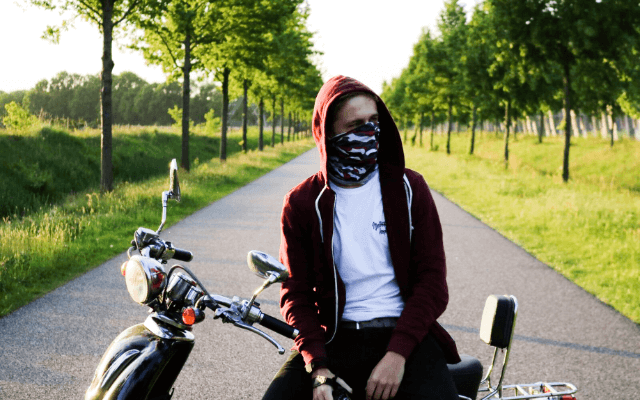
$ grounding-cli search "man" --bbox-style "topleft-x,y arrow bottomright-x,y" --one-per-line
262,76 -> 460,400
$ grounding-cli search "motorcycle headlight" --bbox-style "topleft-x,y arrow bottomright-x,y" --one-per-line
124,255 -> 166,305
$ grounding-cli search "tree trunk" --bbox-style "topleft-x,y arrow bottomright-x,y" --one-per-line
470,104 -> 477,155
280,98 -> 285,144
419,112 -> 424,147
410,115 -> 418,146
548,110 -> 556,136
403,118 -> 408,143
242,79 -> 248,153
220,67 -> 230,161
100,1 -> 114,192
562,63 -> 572,182
600,112 -> 608,138
181,29 -> 191,171
504,99 -> 511,166
297,112 -> 300,138
259,97 -> 264,151
446,97 -> 453,154
293,112 -> 297,139
608,106 -> 615,147
271,96 -> 276,147
288,111 -> 292,141
430,110 -> 435,151
624,114 -> 631,138
570,109 -> 580,138
578,113 -> 587,138
538,111 -> 544,143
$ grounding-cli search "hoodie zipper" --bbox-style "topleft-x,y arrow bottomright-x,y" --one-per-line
326,195 -> 339,344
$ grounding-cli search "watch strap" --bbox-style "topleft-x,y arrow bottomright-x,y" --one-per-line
312,375 -> 332,389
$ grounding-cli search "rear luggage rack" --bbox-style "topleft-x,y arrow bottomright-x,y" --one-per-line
478,381 -> 577,399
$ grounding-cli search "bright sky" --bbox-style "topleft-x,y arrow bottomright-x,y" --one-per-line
0,0 -> 478,95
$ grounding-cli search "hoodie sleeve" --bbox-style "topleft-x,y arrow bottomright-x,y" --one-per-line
386,171 -> 449,359
279,190 -> 329,370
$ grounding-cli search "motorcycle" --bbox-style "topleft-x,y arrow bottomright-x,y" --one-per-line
85,159 -> 578,400
85,159 -> 298,400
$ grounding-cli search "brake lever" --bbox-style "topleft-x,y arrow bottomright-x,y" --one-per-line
213,308 -> 285,354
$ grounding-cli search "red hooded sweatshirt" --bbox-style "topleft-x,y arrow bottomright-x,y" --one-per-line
279,76 -> 460,372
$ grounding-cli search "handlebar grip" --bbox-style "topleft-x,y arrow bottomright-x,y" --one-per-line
259,313 -> 299,339
172,247 -> 193,262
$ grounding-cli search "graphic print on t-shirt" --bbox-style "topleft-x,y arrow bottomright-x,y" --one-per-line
372,221 -> 387,234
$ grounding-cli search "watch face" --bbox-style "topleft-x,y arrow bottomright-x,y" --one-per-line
313,376 -> 328,388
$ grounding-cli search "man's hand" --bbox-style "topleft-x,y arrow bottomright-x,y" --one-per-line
312,368 -> 335,400
366,351 -> 406,400
312,368 -> 352,400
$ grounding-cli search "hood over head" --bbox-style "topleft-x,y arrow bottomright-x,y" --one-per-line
312,76 -> 405,185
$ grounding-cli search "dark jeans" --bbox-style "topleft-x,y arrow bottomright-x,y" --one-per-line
262,327 -> 458,400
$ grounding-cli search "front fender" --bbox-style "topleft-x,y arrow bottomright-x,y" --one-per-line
85,321 -> 195,400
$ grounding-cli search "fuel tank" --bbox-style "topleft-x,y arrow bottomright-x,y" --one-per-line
85,316 -> 195,400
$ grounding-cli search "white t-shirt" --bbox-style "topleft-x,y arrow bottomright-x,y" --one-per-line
331,169 -> 405,322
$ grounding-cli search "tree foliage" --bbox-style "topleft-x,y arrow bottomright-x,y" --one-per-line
384,0 -> 640,182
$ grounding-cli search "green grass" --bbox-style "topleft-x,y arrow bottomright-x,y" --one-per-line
0,123 -> 290,218
0,125 -> 314,317
406,131 -> 640,324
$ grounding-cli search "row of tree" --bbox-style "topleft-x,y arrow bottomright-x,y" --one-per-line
0,71 -> 291,128
1,71 -> 214,127
29,0 -> 323,191
381,0 -> 640,181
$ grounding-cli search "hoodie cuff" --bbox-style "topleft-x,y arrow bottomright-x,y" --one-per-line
305,357 -> 330,373
300,341 -> 328,373
386,331 -> 419,360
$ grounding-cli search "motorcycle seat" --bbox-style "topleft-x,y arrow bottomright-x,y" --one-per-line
447,353 -> 483,400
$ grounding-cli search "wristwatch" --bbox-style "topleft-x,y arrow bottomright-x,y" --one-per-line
312,375 -> 331,389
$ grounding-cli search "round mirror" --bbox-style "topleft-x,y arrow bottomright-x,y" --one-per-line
169,159 -> 181,202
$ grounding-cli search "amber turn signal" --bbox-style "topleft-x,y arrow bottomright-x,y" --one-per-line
182,307 -> 196,325
182,307 -> 204,326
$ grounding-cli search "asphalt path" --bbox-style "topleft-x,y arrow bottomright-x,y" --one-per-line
0,148 -> 638,399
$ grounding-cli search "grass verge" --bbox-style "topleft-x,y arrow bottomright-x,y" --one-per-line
406,132 -> 640,324
0,135 -> 315,318
0,124 -> 281,218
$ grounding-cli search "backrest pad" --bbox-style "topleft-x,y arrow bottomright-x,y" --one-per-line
479,294 -> 516,349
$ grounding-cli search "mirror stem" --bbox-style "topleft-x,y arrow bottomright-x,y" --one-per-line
157,191 -> 170,234
242,274 -> 278,320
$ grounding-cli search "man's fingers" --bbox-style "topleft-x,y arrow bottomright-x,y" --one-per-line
367,378 -> 402,400
383,383 -> 400,400
366,381 -> 384,400
366,380 -> 376,400
389,384 -> 400,399
313,385 -> 334,400
371,383 -> 397,400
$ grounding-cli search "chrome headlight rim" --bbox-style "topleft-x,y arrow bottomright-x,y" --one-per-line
125,255 -> 166,305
